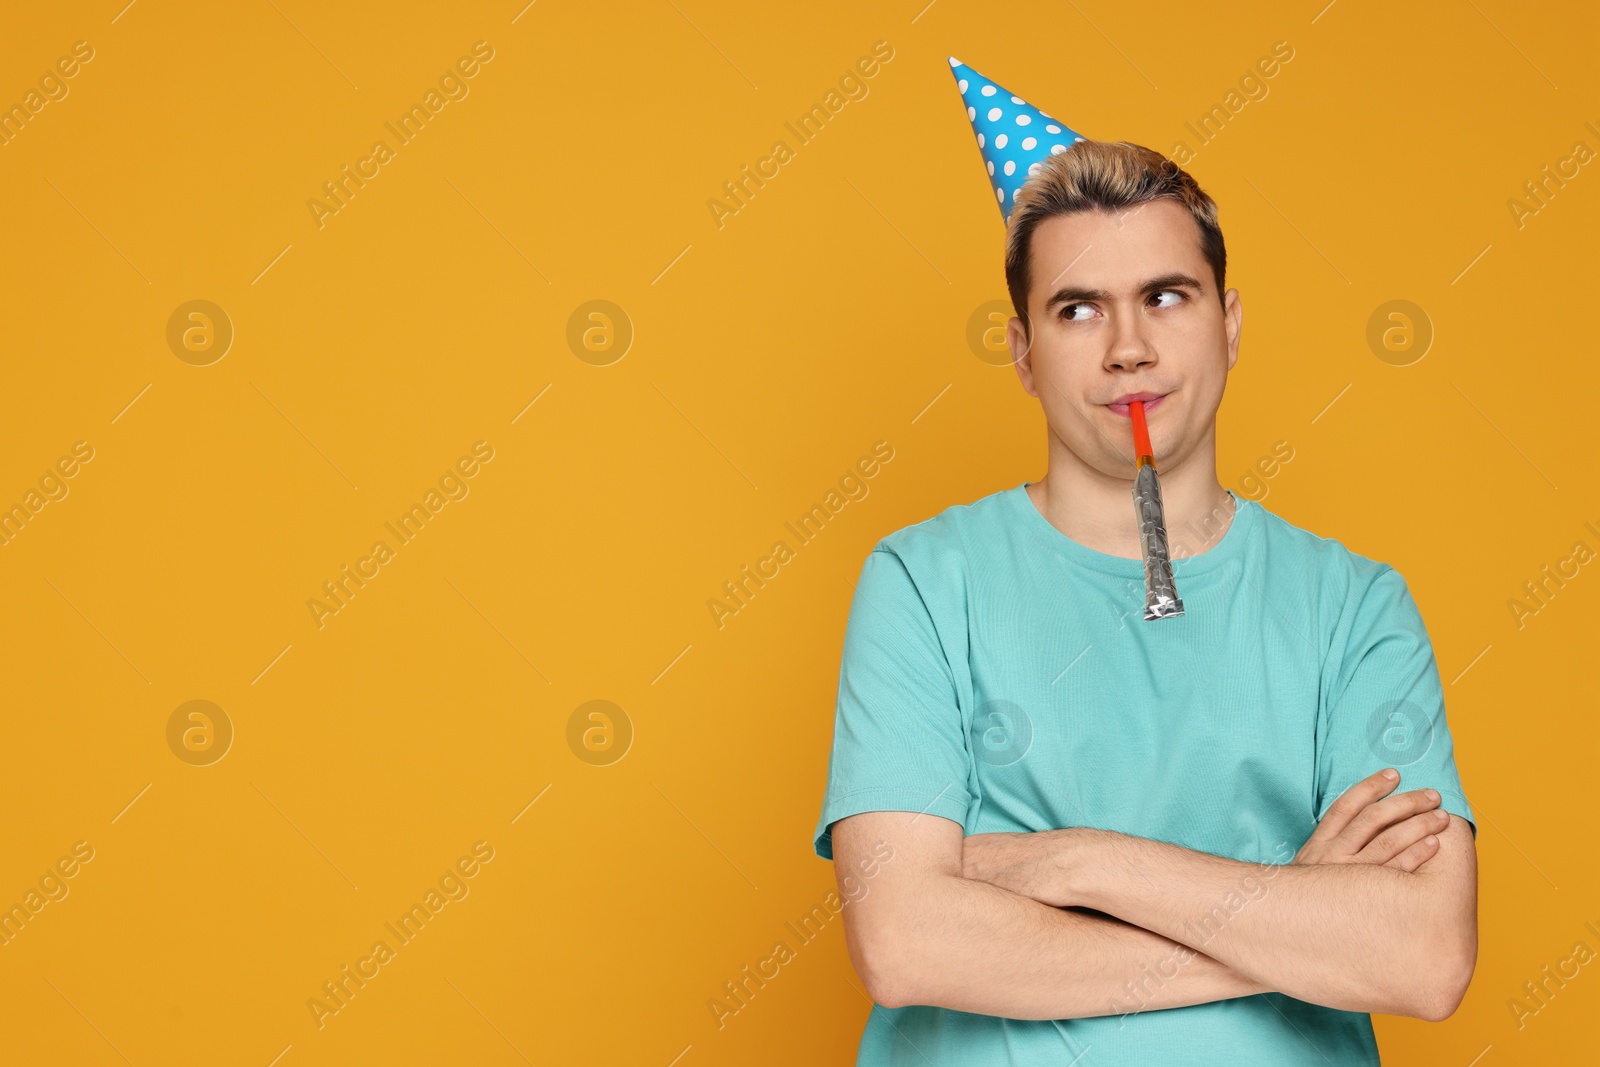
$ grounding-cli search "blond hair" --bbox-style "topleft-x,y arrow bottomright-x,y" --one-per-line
1004,140 -> 1227,339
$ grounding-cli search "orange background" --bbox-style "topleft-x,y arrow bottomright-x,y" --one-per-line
0,1 -> 1594,1064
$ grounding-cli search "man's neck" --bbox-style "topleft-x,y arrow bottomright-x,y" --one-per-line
1026,440 -> 1236,561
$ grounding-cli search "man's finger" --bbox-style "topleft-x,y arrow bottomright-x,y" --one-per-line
1340,787 -> 1443,853
1355,806 -> 1450,865
1383,831 -> 1443,873
1308,768 -> 1401,842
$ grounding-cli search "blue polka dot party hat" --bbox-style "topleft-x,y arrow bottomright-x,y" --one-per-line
948,56 -> 1088,225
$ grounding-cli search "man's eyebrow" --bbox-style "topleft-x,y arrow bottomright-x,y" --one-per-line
1043,272 -> 1205,309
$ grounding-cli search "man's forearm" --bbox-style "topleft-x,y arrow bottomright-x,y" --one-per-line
1060,828 -> 1466,1017
880,870 -> 1268,1019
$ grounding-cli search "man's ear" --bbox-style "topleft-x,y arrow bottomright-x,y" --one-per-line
1223,288 -> 1242,372
1008,316 -> 1038,397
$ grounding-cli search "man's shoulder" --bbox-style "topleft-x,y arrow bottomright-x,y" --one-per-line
868,481 -> 1018,565
1249,498 -> 1404,600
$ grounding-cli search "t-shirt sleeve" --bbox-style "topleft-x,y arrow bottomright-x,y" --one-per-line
1315,564 -> 1476,837
812,545 -> 974,860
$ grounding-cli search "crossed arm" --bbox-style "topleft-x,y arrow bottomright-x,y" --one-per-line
831,769 -> 1477,1022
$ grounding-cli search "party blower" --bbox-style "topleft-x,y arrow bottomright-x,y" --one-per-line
1129,400 -> 1184,620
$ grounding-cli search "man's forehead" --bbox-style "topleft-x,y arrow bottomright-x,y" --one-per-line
1031,203 -> 1206,292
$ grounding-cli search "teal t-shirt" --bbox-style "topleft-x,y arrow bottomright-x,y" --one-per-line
813,481 -> 1475,1066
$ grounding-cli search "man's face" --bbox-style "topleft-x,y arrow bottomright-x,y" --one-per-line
1007,199 -> 1242,479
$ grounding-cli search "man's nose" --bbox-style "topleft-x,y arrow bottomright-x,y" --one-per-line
1104,309 -> 1158,371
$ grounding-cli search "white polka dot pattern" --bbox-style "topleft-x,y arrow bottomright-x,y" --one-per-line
947,56 -> 1088,224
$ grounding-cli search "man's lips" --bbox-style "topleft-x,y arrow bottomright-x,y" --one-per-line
1105,393 -> 1167,418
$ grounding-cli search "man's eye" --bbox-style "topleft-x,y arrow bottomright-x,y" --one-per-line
1058,291 -> 1184,320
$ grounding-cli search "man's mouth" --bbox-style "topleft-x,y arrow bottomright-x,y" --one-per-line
1105,391 -> 1167,418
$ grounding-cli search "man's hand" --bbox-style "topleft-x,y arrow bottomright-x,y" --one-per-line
1295,767 -> 1449,871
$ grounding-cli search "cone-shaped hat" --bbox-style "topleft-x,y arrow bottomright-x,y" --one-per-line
948,56 -> 1088,224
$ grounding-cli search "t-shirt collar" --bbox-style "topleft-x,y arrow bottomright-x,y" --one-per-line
1008,480 -> 1256,581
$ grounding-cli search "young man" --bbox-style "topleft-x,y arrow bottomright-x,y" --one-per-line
810,61 -> 1476,1066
